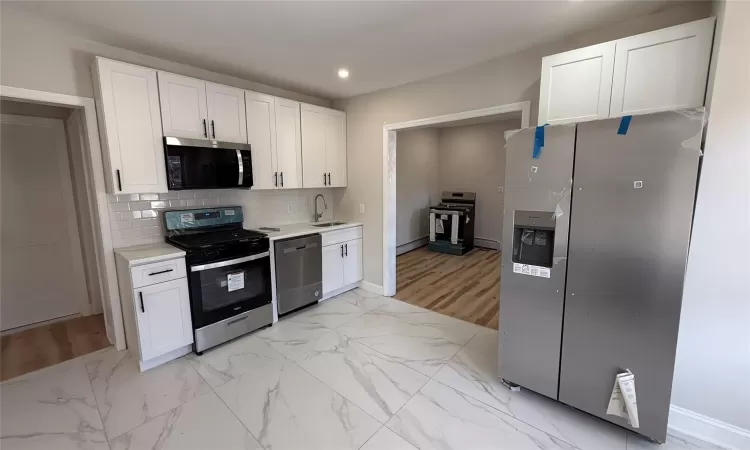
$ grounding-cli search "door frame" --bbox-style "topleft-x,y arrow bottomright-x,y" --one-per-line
0,114 -> 89,328
1,85 -> 125,350
381,102 -> 531,296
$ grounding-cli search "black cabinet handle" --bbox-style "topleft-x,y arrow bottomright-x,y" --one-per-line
324,173 -> 327,186
340,245 -> 344,258
345,243 -> 348,256
148,269 -> 173,276
328,173 -> 331,186
202,119 -> 207,138
116,170 -> 122,191
139,291 -> 145,313
280,172 -> 284,187
274,172 -> 278,187
211,120 -> 216,138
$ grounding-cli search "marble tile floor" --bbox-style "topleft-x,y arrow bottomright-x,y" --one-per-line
0,288 -> 727,450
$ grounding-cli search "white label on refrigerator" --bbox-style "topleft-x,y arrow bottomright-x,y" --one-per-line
227,272 -> 245,291
180,213 -> 194,224
513,263 -> 550,278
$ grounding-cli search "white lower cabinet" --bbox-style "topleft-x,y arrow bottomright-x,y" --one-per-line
343,238 -> 362,285
322,237 -> 363,295
135,278 -> 193,362
322,243 -> 346,294
115,249 -> 193,371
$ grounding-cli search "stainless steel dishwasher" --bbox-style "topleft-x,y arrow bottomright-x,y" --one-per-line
274,234 -> 323,315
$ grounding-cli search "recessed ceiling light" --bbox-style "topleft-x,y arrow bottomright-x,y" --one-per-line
338,68 -> 349,79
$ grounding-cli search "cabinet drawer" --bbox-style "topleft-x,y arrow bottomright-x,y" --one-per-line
131,258 -> 187,288
321,226 -> 362,247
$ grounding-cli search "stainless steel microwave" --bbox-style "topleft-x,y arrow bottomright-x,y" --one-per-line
164,137 -> 253,190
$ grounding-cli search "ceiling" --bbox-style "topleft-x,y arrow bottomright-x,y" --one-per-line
5,1 -> 676,99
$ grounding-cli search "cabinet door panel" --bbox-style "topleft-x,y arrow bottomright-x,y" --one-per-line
94,58 -> 167,193
325,112 -> 347,187
207,83 -> 247,143
322,244 -> 344,294
135,278 -> 192,361
157,72 -> 208,140
610,18 -> 714,117
343,239 -> 362,285
539,42 -> 615,125
245,92 -> 277,190
301,108 -> 328,188
275,99 -> 302,189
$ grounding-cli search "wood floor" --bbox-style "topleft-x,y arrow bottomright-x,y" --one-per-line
1,314 -> 110,381
396,246 -> 500,329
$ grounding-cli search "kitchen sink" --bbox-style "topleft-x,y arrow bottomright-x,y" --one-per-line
312,221 -> 347,228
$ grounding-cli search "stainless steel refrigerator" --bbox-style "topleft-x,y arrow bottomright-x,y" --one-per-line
498,108 -> 704,443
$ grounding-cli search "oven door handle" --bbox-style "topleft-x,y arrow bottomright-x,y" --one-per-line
190,252 -> 269,272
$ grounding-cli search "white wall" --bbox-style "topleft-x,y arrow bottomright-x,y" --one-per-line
333,2 -> 711,289
671,0 -> 750,433
396,128 -> 439,247
0,7 -> 330,106
437,120 -> 519,245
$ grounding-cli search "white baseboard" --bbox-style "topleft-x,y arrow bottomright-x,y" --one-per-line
475,237 -> 501,251
358,281 -> 385,296
321,282 -> 360,301
396,237 -> 429,256
669,404 -> 750,450
139,344 -> 192,372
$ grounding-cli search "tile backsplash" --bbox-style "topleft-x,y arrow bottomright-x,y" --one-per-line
108,189 -> 336,248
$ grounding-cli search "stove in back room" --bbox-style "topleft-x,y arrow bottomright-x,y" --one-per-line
163,206 -> 272,354
428,191 -> 476,256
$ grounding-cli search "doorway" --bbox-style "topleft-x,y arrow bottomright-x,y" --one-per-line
0,101 -> 110,380
383,103 -> 530,329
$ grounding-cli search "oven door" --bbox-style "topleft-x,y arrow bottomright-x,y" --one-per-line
164,137 -> 253,190
188,252 -> 271,329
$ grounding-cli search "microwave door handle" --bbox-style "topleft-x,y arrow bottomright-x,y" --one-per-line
236,150 -> 244,186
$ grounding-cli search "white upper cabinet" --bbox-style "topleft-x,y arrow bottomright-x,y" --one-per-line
301,104 -> 347,188
158,72 -> 209,139
245,92 -> 277,189
538,18 -> 715,125
93,57 -> 167,193
301,106 -> 329,188
245,92 -> 302,190
609,17 -> 715,117
206,82 -> 247,143
325,110 -> 347,187
158,72 -> 247,143
275,98 -> 302,189
539,42 -> 615,125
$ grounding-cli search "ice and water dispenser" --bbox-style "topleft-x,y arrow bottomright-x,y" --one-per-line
511,210 -> 556,268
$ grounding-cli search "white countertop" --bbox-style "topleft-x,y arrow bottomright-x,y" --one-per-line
253,221 -> 363,241
114,243 -> 186,266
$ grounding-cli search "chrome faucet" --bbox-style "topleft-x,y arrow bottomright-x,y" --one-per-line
314,194 -> 327,222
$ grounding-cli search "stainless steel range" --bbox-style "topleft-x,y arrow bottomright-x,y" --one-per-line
163,206 -> 272,354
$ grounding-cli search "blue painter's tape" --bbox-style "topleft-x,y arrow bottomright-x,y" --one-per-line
533,124 -> 547,159
617,115 -> 632,135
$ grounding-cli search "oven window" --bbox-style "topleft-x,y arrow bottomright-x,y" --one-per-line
195,261 -> 267,312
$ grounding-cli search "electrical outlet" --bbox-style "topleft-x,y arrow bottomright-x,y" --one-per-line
360,204 -> 365,214
287,204 -> 293,213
